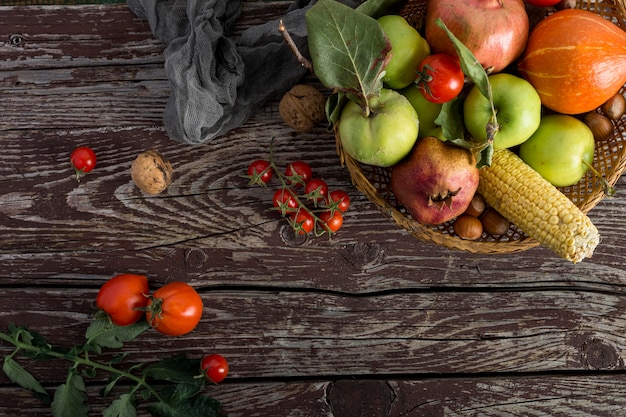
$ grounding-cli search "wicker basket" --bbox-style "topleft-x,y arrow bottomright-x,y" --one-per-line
336,0 -> 626,254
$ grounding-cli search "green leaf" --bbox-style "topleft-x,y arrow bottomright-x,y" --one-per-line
144,355 -> 204,402
148,395 -> 224,417
51,369 -> 90,417
2,356 -> 50,403
84,315 -> 150,354
433,17 -> 495,167
101,373 -> 126,397
306,0 -> 389,109
434,18 -> 491,100
143,355 -> 198,383
103,393 -> 137,417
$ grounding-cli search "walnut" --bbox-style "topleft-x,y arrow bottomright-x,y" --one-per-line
130,150 -> 173,195
279,84 -> 326,132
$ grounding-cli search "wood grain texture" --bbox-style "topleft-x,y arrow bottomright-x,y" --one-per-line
2,2 -> 626,417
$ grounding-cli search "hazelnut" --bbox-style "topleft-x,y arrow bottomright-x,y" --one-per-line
464,193 -> 486,217
584,111 -> 614,142
480,208 -> 510,236
130,150 -> 173,195
279,84 -> 326,132
453,214 -> 483,240
601,93 -> 626,121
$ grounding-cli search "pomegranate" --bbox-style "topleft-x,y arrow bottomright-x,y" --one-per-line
424,0 -> 529,73
391,137 -> 479,225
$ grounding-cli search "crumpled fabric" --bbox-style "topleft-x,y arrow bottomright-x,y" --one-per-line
127,0 -> 359,145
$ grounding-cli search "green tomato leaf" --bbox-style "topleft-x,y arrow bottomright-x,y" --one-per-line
148,395 -> 224,417
306,0 -> 389,109
103,393 -> 137,417
144,356 -> 205,403
2,356 -> 50,403
84,315 -> 150,354
51,369 -> 90,417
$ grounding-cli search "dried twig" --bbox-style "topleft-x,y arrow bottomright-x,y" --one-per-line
279,19 -> 314,72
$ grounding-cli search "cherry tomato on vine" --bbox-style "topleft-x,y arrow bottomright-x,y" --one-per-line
416,53 -> 464,104
96,273 -> 150,326
290,210 -> 315,235
146,282 -> 203,336
304,178 -> 328,204
201,354 -> 229,384
272,188 -> 298,213
320,210 -> 344,233
70,146 -> 96,181
247,159 -> 273,185
327,190 -> 350,213
285,161 -> 313,187
525,0 -> 560,6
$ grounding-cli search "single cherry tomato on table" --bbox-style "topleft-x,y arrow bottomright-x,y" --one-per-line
96,273 -> 150,326
284,161 -> 313,187
201,354 -> 229,384
415,53 -> 465,104
320,210 -> 344,233
70,146 -> 97,181
247,159 -> 273,185
327,190 -> 351,213
146,281 -> 203,336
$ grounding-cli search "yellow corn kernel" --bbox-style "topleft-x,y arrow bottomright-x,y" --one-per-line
478,148 -> 599,263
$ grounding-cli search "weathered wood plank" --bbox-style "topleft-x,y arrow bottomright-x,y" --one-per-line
2,287 -> 626,383
2,374 -> 626,417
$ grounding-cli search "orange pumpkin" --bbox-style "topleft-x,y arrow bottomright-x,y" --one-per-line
517,9 -> 626,115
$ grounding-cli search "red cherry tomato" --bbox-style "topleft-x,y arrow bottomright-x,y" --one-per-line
201,354 -> 229,384
70,146 -> 96,180
320,210 -> 344,233
416,53 -> 465,104
290,210 -> 315,235
247,159 -> 273,185
525,0 -> 560,6
285,161 -> 313,187
327,190 -> 350,212
146,282 -> 203,336
272,188 -> 298,211
304,178 -> 329,204
96,274 -> 150,326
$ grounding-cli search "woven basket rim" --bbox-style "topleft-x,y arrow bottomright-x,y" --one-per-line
336,0 -> 626,255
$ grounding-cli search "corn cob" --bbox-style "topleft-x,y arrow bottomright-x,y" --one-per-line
478,148 -> 600,263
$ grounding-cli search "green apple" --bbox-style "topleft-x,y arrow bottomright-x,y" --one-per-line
338,88 -> 419,167
378,15 -> 430,90
519,114 -> 595,187
463,73 -> 542,149
399,84 -> 444,140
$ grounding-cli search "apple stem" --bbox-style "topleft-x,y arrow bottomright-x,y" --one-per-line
582,160 -> 616,197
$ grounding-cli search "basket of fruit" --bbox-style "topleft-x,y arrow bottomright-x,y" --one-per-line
305,0 -> 626,263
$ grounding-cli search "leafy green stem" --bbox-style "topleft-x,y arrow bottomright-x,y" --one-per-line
0,329 -> 164,404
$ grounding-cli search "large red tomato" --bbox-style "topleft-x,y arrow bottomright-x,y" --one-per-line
96,274 -> 149,326
146,282 -> 203,336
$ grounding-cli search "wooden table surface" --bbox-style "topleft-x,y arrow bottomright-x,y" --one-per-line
2,2 -> 626,416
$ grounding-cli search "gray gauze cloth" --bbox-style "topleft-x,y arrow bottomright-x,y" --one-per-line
127,0 -> 359,145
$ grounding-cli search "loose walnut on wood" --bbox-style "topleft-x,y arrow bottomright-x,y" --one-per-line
130,149 -> 173,195
278,84 -> 326,132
